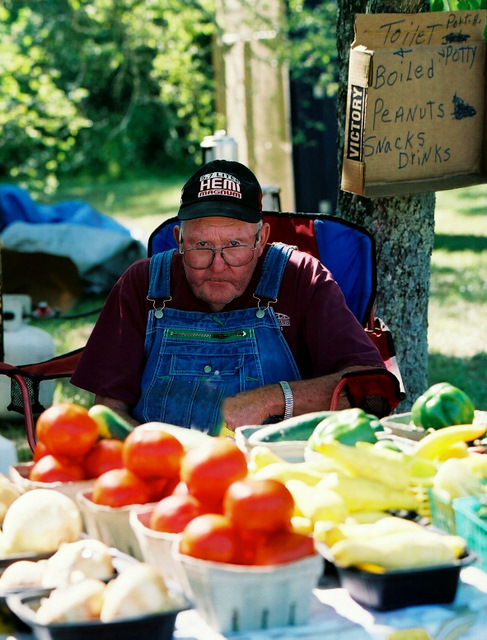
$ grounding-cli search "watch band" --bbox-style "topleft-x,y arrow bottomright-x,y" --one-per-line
279,380 -> 294,420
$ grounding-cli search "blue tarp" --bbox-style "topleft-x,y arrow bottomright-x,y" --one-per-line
0,185 -> 146,294
0,184 -> 131,234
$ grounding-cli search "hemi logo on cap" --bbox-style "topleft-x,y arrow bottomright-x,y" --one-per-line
346,85 -> 365,162
199,172 -> 242,199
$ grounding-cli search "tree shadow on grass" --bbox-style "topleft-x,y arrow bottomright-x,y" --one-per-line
434,234 -> 487,252
444,185 -> 487,216
429,262 -> 487,305
428,352 -> 487,408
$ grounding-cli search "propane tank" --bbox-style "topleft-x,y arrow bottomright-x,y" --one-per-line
0,294 -> 56,420
200,130 -> 238,164
0,434 -> 17,473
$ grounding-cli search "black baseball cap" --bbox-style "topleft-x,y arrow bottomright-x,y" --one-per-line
177,160 -> 263,223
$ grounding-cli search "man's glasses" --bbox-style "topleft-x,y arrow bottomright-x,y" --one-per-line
179,231 -> 260,269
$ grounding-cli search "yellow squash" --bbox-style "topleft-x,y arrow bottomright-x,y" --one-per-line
315,440 -> 411,490
330,529 -> 465,570
413,423 -> 487,460
318,474 -> 419,513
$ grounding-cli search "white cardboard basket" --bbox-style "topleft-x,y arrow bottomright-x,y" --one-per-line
173,549 -> 322,634
9,462 -> 94,501
129,507 -> 188,591
76,489 -> 151,560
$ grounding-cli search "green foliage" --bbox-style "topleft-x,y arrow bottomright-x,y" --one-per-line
430,0 -> 487,9
0,0 -> 217,193
284,1 -> 338,96
0,4 -> 90,193
265,1 -> 339,151
0,0 -> 340,192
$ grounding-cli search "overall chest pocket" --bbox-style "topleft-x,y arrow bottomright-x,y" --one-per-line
168,353 -> 245,378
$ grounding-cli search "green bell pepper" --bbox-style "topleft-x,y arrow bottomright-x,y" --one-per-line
307,408 -> 382,449
411,382 -> 475,430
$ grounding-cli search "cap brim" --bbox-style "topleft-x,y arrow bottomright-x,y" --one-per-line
178,199 -> 262,223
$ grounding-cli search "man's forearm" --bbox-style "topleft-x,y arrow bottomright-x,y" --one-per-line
222,365 -> 369,431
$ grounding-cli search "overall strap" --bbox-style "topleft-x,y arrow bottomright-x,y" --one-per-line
148,249 -> 176,299
255,242 -> 295,300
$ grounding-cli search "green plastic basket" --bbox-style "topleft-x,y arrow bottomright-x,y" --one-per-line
454,496 -> 487,572
428,488 -> 456,534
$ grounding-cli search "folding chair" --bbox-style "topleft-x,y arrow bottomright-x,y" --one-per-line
1,211 -> 405,452
0,348 -> 84,452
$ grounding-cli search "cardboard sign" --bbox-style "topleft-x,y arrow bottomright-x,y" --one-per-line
341,11 -> 487,197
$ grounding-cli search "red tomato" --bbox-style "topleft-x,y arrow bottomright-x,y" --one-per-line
29,454 -> 86,483
35,402 -> 98,457
32,440 -> 49,462
233,528 -> 268,565
122,426 -> 184,479
223,478 -> 294,533
83,439 -> 124,479
253,529 -> 316,566
180,437 -> 248,505
149,494 -> 205,534
180,513 -> 239,563
153,476 -> 181,501
171,481 -> 190,496
147,477 -> 176,503
92,468 -> 152,507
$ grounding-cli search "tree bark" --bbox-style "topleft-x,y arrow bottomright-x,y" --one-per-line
336,0 -> 435,409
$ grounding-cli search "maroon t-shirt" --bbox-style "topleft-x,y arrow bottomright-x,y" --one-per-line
71,246 -> 384,405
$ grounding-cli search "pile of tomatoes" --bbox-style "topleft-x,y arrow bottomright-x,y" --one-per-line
29,402 -> 316,566
29,403 -> 184,506
30,402 -> 113,482
149,437 -> 316,566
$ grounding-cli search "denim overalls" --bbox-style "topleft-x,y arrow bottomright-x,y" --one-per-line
132,243 -> 301,432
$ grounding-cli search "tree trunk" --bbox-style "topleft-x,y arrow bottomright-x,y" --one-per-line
336,0 -> 435,410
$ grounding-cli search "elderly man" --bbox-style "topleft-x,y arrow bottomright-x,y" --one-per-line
71,160 -> 385,433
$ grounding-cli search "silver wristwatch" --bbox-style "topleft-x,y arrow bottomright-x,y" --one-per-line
279,380 -> 294,420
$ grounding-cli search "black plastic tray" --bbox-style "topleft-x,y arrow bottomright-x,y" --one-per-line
7,587 -> 187,640
334,552 -> 475,611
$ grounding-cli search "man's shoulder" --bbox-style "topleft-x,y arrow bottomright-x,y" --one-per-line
128,250 -> 180,273
126,256 -> 151,275
278,244 -> 332,279
124,251 -> 186,289
117,257 -> 151,291
266,241 -> 322,263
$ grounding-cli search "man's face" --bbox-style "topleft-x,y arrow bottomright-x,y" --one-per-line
175,216 -> 269,311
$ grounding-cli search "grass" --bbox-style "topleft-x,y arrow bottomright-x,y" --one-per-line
44,173 -> 185,245
2,175 -> 486,460
428,186 -> 487,408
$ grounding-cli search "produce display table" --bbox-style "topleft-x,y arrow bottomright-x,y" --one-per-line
3,402 -> 487,640
5,565 -> 486,640
173,566 -> 487,640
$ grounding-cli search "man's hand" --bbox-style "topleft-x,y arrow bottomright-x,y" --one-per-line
222,385 -> 284,432
94,395 -> 141,427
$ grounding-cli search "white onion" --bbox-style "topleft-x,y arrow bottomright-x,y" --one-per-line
2,489 -> 82,553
